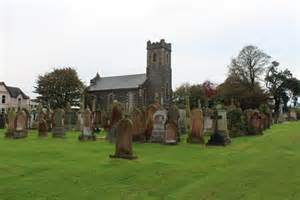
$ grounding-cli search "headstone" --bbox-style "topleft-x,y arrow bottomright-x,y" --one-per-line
79,108 -> 96,141
164,122 -> 177,144
0,113 -> 5,129
150,109 -> 167,143
178,109 -> 187,135
227,107 -> 245,137
5,109 -> 16,137
207,108 -> 231,146
46,109 -> 53,132
107,101 -> 123,143
144,104 -> 158,140
38,110 -> 48,137
289,109 -> 297,121
13,110 -> 28,138
244,110 -> 263,135
64,103 -> 73,130
130,108 -> 145,142
75,112 -> 83,131
52,108 -> 65,138
187,109 -> 205,144
109,117 -> 137,160
167,104 -> 180,142
204,109 -> 214,133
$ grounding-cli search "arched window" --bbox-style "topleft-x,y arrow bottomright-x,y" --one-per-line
153,53 -> 157,62
2,95 -> 5,104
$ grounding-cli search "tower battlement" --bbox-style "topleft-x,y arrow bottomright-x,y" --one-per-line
147,39 -> 171,51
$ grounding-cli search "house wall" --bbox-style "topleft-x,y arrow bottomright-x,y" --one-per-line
0,84 -> 30,113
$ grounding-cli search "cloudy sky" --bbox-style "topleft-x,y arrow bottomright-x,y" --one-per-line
0,0 -> 299,97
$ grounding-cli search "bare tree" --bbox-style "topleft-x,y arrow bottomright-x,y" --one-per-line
229,45 -> 271,89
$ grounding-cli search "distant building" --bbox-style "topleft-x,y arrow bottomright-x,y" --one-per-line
88,39 -> 173,112
0,82 -> 30,113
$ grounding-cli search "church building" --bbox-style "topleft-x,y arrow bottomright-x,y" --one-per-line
88,39 -> 172,112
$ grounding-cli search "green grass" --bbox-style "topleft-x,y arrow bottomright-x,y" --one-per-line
0,122 -> 300,200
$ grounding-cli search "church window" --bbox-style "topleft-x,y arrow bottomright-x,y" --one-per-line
166,53 -> 169,64
107,93 -> 114,109
153,53 -> 157,62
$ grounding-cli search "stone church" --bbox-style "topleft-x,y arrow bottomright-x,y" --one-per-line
88,39 -> 172,112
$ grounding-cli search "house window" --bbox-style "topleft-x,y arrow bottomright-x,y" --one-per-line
2,95 -> 5,104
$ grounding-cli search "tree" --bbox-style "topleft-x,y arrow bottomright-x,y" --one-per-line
218,75 -> 268,110
265,61 -> 294,114
34,67 -> 84,109
229,45 -> 271,89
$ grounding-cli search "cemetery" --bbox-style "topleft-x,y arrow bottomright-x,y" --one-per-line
0,1 -> 299,198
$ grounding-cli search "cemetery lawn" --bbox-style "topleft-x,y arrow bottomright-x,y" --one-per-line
0,122 -> 300,200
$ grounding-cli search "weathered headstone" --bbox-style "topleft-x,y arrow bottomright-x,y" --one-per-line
187,109 -> 205,144
227,107 -> 245,137
130,108 -> 145,142
244,110 -> 263,135
109,117 -> 137,160
38,110 -> 48,137
178,109 -> 187,135
150,109 -> 167,143
289,109 -> 297,121
204,108 -> 214,134
164,122 -> 177,144
46,109 -> 53,132
144,104 -> 158,140
52,108 -> 65,138
207,108 -> 231,146
107,101 -> 123,143
64,103 -> 73,130
13,110 -> 28,138
167,104 -> 180,142
79,108 -> 96,141
5,109 -> 16,137
0,113 -> 5,129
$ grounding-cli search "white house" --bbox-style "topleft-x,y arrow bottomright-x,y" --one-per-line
0,82 -> 30,113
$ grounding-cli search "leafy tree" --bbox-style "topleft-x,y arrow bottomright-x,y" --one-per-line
229,45 -> 271,89
265,61 -> 297,114
218,75 -> 268,110
34,67 -> 84,109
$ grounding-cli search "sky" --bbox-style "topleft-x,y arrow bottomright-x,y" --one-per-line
0,0 -> 299,98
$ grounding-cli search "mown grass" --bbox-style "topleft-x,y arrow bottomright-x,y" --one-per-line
0,122 -> 300,200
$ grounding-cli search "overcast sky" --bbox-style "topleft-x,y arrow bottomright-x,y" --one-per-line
0,0 -> 299,98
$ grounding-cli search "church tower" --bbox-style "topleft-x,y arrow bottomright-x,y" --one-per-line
145,39 -> 172,107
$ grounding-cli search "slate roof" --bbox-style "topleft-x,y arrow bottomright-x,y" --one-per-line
0,82 -> 29,99
88,74 -> 147,91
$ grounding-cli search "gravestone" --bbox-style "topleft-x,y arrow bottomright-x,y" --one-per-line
178,109 -> 187,135
204,109 -> 214,133
5,109 -> 16,137
93,110 -> 102,131
75,112 -> 83,131
107,101 -> 123,143
227,107 -> 245,137
289,109 -> 297,121
167,105 -> 180,142
164,122 -> 177,144
46,109 -> 53,132
64,103 -> 73,130
0,113 -> 5,129
79,108 -> 96,141
207,108 -> 231,146
130,108 -> 145,142
13,110 -> 28,139
187,109 -> 205,144
150,109 -> 167,143
38,110 -> 48,137
52,108 -> 65,138
144,104 -> 158,140
244,110 -> 263,135
109,117 -> 137,160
